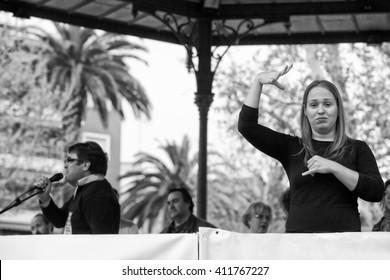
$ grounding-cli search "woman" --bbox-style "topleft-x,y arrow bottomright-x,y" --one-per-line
238,64 -> 384,233
242,202 -> 273,233
372,179 -> 390,231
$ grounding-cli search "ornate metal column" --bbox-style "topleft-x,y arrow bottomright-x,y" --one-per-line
146,9 -> 278,219
194,19 -> 213,218
149,13 -> 220,219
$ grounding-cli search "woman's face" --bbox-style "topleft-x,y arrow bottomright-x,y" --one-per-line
248,209 -> 272,233
384,185 -> 390,211
305,87 -> 338,140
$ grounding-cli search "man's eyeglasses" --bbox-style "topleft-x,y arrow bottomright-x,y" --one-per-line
64,157 -> 82,165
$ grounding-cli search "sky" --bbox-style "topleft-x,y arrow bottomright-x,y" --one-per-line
120,39 -> 199,163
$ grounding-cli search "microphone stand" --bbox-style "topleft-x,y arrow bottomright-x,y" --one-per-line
0,187 -> 44,215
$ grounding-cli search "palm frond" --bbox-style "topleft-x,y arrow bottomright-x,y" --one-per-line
119,135 -> 197,232
23,22 -> 151,132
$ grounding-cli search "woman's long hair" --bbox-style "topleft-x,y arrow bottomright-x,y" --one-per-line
299,80 -> 349,163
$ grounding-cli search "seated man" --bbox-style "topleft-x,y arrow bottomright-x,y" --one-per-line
30,213 -> 53,235
161,188 -> 216,233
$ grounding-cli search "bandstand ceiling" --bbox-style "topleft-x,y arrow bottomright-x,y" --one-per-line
1,0 -> 390,45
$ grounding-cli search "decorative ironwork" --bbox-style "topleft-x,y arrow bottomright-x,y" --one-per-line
150,11 -> 289,75
194,93 -> 214,115
153,12 -> 197,72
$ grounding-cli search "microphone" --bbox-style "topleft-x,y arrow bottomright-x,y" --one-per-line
32,173 -> 64,192
49,173 -> 64,183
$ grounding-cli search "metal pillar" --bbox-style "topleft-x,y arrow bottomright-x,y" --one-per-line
194,19 -> 214,219
146,10 -> 260,219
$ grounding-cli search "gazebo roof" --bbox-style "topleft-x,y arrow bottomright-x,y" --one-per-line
1,0 -> 390,45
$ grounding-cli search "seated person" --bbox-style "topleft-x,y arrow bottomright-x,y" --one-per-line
242,201 -> 273,233
373,179 -> 390,231
280,188 -> 291,214
30,213 -> 53,235
161,188 -> 216,233
112,188 -> 139,234
119,218 -> 139,234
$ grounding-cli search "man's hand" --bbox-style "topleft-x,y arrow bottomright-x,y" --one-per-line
34,177 -> 53,204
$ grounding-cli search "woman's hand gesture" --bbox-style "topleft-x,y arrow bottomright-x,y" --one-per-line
244,63 -> 293,108
255,64 -> 293,90
302,155 -> 336,177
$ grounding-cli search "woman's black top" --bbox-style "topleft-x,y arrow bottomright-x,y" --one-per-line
238,104 -> 384,233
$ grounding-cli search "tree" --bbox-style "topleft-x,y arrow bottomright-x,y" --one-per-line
119,136 -> 197,233
25,22 -> 151,142
0,24 -> 69,210
119,133 -> 272,233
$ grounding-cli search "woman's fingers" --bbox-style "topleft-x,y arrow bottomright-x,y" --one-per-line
273,80 -> 285,90
280,64 -> 293,76
279,65 -> 288,76
272,64 -> 293,89
256,64 -> 292,88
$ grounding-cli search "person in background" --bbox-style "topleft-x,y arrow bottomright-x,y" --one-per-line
34,141 -> 120,234
238,64 -> 384,233
161,188 -> 216,233
119,218 -> 139,234
268,188 -> 291,233
373,179 -> 390,231
242,201 -> 273,233
30,213 -> 53,235
280,188 -> 291,215
112,188 -> 139,234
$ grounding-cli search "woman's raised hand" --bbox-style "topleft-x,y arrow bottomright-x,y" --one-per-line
244,64 -> 293,108
255,64 -> 293,90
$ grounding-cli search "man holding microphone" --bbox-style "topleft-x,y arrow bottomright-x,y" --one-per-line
35,141 -> 120,234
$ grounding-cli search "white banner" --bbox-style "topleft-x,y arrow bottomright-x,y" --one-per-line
1,229 -> 389,261
199,227 -> 390,260
0,233 -> 198,260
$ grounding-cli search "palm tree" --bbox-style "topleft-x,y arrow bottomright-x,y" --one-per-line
119,135 -> 261,233
119,135 -> 197,233
25,22 -> 151,142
